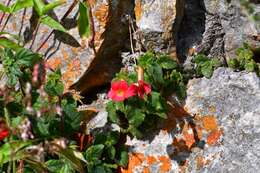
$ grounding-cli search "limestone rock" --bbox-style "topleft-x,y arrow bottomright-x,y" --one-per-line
177,0 -> 260,63
123,68 -> 260,172
134,0 -> 184,54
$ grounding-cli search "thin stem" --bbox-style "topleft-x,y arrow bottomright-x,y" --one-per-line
29,20 -> 40,50
1,13 -> 12,32
0,0 -> 12,26
36,0 -> 78,52
18,8 -> 27,44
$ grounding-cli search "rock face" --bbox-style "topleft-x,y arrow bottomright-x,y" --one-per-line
123,68 -> 260,173
134,0 -> 184,55
177,0 -> 260,63
185,67 -> 260,172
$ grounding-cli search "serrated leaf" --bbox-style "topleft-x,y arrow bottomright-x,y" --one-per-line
41,16 -> 67,33
85,144 -> 104,162
127,109 -> 145,127
157,55 -> 178,69
201,61 -> 213,78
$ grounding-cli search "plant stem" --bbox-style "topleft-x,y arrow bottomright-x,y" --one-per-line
0,0 -> 12,26
1,13 -> 12,32
36,0 -> 78,52
18,8 -> 27,44
29,20 -> 40,50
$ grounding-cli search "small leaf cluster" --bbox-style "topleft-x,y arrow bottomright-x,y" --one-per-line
85,131 -> 128,173
0,48 -> 41,86
193,54 -> 221,78
0,47 -> 87,172
228,44 -> 260,76
106,52 -> 186,138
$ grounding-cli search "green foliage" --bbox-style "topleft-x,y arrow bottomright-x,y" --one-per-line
85,131 -> 128,172
227,44 -> 260,76
194,54 -> 221,78
106,53 -> 186,138
78,2 -> 90,38
0,48 -> 41,86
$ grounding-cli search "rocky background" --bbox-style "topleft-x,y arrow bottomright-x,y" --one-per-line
1,0 -> 259,172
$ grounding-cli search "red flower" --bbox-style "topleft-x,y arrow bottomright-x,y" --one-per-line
108,80 -> 135,102
0,129 -> 9,141
129,80 -> 152,99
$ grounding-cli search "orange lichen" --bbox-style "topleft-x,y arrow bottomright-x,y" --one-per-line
202,116 -> 218,132
146,155 -> 157,165
158,156 -> 171,173
61,48 -> 69,61
143,167 -> 150,173
207,129 -> 222,146
120,153 -> 145,173
135,0 -> 142,22
183,131 -> 195,149
47,57 -> 62,70
94,4 -> 109,27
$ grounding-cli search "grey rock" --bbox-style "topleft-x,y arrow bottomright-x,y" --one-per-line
185,67 -> 260,172
177,0 -> 260,63
125,68 -> 260,172
134,0 -> 184,53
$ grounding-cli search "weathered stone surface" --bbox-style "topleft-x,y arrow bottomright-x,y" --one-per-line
134,0 -> 184,54
177,0 -> 260,63
185,67 -> 260,172
123,68 -> 260,172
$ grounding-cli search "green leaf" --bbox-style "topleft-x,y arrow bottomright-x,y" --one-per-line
107,146 -> 116,160
33,0 -> 45,15
138,52 -> 154,68
127,125 -> 142,138
0,37 -> 21,50
46,160 -> 64,172
194,54 -> 208,64
227,58 -> 239,69
148,64 -> 164,84
157,55 -> 178,69
56,147 -> 85,173
0,141 -> 32,164
127,109 -> 145,127
78,1 -> 90,38
40,16 -> 67,32
201,61 -> 213,78
106,101 -> 119,124
85,144 -> 104,163
0,3 -> 10,13
117,151 -> 128,167
42,0 -> 66,15
245,61 -> 256,72
10,0 -> 34,13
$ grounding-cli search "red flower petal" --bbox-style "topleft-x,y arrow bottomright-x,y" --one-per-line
0,129 -> 9,141
127,84 -> 138,97
108,80 -> 130,102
